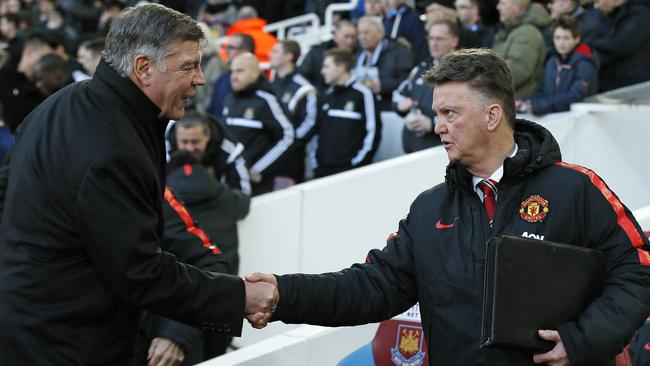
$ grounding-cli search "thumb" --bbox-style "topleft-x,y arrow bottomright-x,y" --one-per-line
245,272 -> 264,282
245,272 -> 278,286
538,329 -> 560,341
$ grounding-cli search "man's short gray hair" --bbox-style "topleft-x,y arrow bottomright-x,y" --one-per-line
358,15 -> 385,34
103,3 -> 205,77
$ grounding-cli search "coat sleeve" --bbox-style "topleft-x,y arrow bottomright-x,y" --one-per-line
250,91 -> 295,175
501,26 -> 545,90
391,67 -> 417,117
142,189 -> 236,352
555,164 -> 650,365
379,44 -> 413,96
589,9 -> 650,66
217,122 -> 252,196
531,58 -> 598,114
289,87 -> 318,143
272,213 -> 419,326
75,153 -> 245,336
297,48 -> 322,86
350,84 -> 381,167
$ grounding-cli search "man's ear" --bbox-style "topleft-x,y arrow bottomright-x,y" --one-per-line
132,54 -> 154,86
486,103 -> 503,132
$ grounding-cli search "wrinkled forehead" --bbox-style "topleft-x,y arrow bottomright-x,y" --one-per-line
432,81 -> 483,107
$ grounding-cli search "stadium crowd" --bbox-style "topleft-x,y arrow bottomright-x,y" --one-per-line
0,0 -> 649,364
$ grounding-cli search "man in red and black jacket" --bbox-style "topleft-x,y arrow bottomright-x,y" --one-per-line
247,49 -> 650,366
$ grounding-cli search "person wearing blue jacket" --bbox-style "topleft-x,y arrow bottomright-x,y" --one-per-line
520,15 -> 598,115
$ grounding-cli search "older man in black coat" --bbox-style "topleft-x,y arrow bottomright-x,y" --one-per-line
0,4 -> 277,365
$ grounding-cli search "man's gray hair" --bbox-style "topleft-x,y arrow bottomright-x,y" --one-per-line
358,15 -> 385,34
103,3 -> 205,77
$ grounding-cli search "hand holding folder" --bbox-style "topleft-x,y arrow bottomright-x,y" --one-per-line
481,235 -> 605,352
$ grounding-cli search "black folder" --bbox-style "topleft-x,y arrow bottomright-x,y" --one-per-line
480,235 -> 605,352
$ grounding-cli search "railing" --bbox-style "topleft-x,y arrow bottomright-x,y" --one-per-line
263,13 -> 321,41
323,0 -> 360,34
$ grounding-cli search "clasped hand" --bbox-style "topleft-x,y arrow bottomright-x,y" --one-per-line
244,273 -> 279,329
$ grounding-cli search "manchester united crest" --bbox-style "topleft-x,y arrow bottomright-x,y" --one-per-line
519,195 -> 549,222
390,324 -> 425,366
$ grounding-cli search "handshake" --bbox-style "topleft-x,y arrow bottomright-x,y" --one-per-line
243,273 -> 279,329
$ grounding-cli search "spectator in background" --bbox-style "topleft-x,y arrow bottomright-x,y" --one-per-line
138,150 -> 251,366
166,110 -> 252,196
198,0 -> 237,37
364,0 -> 386,16
383,0 -> 426,57
56,0 -> 102,42
0,31 -> 51,132
0,106 -> 14,164
38,30 -> 89,81
194,22 -> 227,113
393,19 -> 458,152
0,13 -> 22,67
493,0 -> 550,98
413,0 -> 481,62
455,0 -> 496,46
226,6 -> 276,64
518,15 -> 598,115
590,0 -> 650,91
42,5 -> 78,53
35,0 -> 55,28
207,33 -> 254,119
97,0 -> 124,34
544,0 -> 608,51
76,0 -> 124,44
270,40 -> 317,185
314,48 -> 380,178
223,53 -> 294,195
355,15 -> 412,110
32,52 -> 72,96
298,19 -> 357,90
76,37 -> 103,76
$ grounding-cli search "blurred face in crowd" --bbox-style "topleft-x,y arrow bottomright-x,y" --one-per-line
4,0 -> 22,14
425,3 -> 458,29
497,0 -> 525,22
455,0 -> 480,26
77,46 -> 101,75
428,23 -> 459,61
145,40 -> 205,120
333,23 -> 357,52
384,0 -> 400,10
18,43 -> 54,79
230,53 -> 260,92
0,16 -> 17,39
553,27 -> 580,58
364,0 -> 384,16
547,0 -> 576,19
433,81 -> 494,168
321,55 -> 346,85
176,125 -> 210,155
269,43 -> 290,70
357,19 -> 384,51
39,0 -> 55,18
593,0 -> 620,14
225,34 -> 248,62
